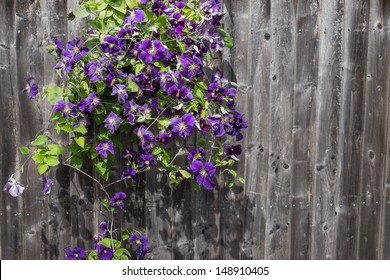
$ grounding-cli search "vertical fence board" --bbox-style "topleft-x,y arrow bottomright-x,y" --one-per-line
336,0 -> 369,260
241,0 -> 271,260
290,0 -> 319,260
357,0 -> 390,260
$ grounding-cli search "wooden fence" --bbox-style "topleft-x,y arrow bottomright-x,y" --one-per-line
1,0 -> 390,260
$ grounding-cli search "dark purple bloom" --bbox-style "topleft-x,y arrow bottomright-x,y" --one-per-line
41,176 -> 53,195
22,77 -> 39,99
151,0 -> 167,16
129,232 -> 151,260
53,38 -> 64,57
99,220 -> 109,236
139,39 -> 167,64
3,174 -> 26,197
123,99 -> 140,124
134,125 -> 155,151
190,160 -> 216,190
100,36 -> 125,54
63,38 -> 89,61
112,84 -> 128,103
196,118 -> 212,133
64,247 -> 86,260
110,191 -> 126,209
95,140 -> 114,158
79,92 -> 102,113
84,61 -> 104,82
188,148 -> 205,162
224,144 -> 242,158
73,114 -> 91,131
53,100 -> 77,119
170,113 -> 195,138
180,54 -> 203,79
140,154 -> 156,168
54,57 -> 74,79
104,111 -> 122,133
125,8 -> 145,25
156,132 -> 171,144
122,147 -> 137,163
121,167 -> 136,182
97,244 -> 113,260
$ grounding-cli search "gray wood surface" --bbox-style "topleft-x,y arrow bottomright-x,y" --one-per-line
1,0 -> 390,260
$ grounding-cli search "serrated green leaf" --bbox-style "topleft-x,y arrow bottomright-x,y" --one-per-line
31,135 -> 49,146
74,136 -> 85,148
38,163 -> 49,175
47,144 -> 63,156
19,146 -> 30,156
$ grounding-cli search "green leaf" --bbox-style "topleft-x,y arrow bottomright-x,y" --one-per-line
227,169 -> 237,178
74,136 -> 85,148
122,228 -> 133,240
75,124 -> 88,134
38,163 -> 49,175
47,144 -> 63,156
178,40 -> 187,52
44,85 -> 64,105
218,28 -> 234,48
114,248 -> 131,260
157,117 -> 171,129
73,7 -> 90,18
134,63 -> 145,76
19,146 -> 30,156
226,181 -> 235,188
238,177 -> 245,184
126,79 -> 139,92
87,250 -> 98,260
95,161 -> 109,181
46,156 -> 60,167
32,153 -> 45,164
179,169 -> 192,179
71,154 -> 83,169
99,238 -> 112,248
125,0 -> 138,9
31,135 -> 49,146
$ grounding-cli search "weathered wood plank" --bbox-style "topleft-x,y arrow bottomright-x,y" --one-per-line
290,0 -> 319,260
240,0 -> 271,260
336,0 -> 369,260
264,0 -> 295,260
311,0 -> 343,260
357,0 -> 390,260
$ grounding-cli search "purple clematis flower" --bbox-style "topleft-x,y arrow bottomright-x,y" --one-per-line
84,61 -> 104,82
188,147 -> 205,162
97,244 -> 113,260
122,148 -> 137,163
125,8 -> 145,25
53,100 -> 77,119
170,113 -> 195,138
63,38 -> 89,61
100,36 -> 125,54
121,167 -> 136,182
156,132 -> 171,144
123,99 -> 140,124
111,84 -> 128,103
53,38 -> 64,57
140,154 -> 156,168
79,92 -> 102,113
190,160 -> 216,190
95,140 -> 114,158
110,192 -> 126,209
139,39 -> 167,64
104,111 -> 122,133
41,176 -> 53,195
129,232 -> 151,260
22,77 -> 39,99
180,54 -> 203,80
64,247 -> 86,260
3,174 -> 26,197
134,125 -> 155,151
54,57 -> 74,79
151,0 -> 167,16
99,220 -> 109,236
224,144 -> 242,158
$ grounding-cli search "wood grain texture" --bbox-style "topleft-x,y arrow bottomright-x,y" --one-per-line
1,0 -> 390,260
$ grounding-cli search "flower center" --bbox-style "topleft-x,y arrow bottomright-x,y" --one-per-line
189,63 -> 198,72
63,105 -> 71,114
116,200 -> 122,206
102,143 -> 109,150
200,169 -> 207,177
109,117 -> 117,125
149,45 -> 157,55
93,97 -> 100,106
73,46 -> 80,54
179,122 -> 187,131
